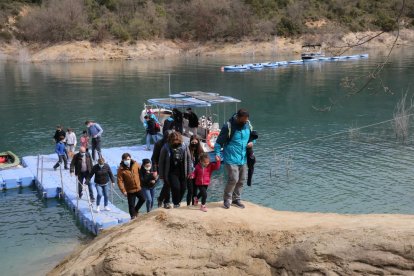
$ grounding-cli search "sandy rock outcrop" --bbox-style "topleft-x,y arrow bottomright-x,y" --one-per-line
49,202 -> 414,276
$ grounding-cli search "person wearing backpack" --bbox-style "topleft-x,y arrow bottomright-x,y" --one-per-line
144,115 -> 159,151
214,109 -> 255,209
158,131 -> 192,208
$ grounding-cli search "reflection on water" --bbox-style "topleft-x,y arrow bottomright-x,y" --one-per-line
1,47 -> 414,274
0,188 -> 91,276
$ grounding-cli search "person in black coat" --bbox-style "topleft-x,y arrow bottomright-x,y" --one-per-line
172,108 -> 183,134
87,158 -> 115,212
184,108 -> 199,135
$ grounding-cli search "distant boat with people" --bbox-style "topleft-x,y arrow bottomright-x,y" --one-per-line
301,44 -> 325,60
140,91 -> 241,154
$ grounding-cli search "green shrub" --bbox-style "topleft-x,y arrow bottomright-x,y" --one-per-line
374,12 -> 396,32
277,16 -> 302,36
110,22 -> 130,41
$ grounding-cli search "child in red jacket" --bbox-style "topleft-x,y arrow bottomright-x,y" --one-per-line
190,153 -> 221,212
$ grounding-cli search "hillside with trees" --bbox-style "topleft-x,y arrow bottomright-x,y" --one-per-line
0,0 -> 413,44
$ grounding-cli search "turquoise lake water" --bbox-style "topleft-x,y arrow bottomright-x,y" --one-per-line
1,47 -> 414,275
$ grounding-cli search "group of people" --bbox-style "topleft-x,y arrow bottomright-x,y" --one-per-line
53,108 -> 255,219
52,121 -> 104,171
143,106 -> 200,151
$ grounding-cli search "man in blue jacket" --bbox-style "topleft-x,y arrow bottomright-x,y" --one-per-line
214,109 -> 254,209
85,120 -> 103,162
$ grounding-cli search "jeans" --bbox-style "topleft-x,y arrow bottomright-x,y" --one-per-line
77,171 -> 95,200
142,187 -> 155,212
53,154 -> 68,169
127,191 -> 146,218
146,133 -> 158,149
91,136 -> 102,161
223,164 -> 247,204
169,174 -> 186,205
96,183 -> 109,207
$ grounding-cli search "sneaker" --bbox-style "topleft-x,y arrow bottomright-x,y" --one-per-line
200,205 -> 208,212
193,197 -> 199,206
96,206 -> 100,213
104,206 -> 111,211
223,201 -> 231,209
164,203 -> 171,209
173,204 -> 180,208
232,200 -> 245,209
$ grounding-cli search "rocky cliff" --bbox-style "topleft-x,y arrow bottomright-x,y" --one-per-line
49,202 -> 414,275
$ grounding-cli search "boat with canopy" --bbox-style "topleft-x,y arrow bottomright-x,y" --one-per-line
140,91 -> 241,153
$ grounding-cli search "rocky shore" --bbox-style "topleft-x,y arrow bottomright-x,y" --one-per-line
48,202 -> 414,275
1,29 -> 414,63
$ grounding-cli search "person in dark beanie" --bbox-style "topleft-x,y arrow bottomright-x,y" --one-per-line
139,159 -> 158,213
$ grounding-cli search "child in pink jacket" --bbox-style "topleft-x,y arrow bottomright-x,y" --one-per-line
190,153 -> 221,212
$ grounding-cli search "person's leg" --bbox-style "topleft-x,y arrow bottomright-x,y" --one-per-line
146,133 -> 151,149
169,174 -> 181,205
62,155 -> 68,169
152,134 -> 158,143
77,174 -> 83,198
223,164 -> 239,206
87,181 -> 95,201
91,138 -> 97,161
142,188 -> 151,212
179,178 -> 187,204
134,191 -> 146,214
102,184 -> 109,207
193,181 -> 198,205
95,184 -> 103,207
186,179 -> 194,206
199,186 -> 208,205
149,188 -> 155,209
232,164 -> 247,202
95,137 -> 102,159
127,193 -> 136,218
53,155 -> 62,169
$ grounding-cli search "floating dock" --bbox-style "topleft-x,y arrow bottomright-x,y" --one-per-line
222,53 -> 369,72
1,145 -> 153,235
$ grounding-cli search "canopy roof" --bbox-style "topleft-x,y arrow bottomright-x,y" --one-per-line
147,91 -> 241,108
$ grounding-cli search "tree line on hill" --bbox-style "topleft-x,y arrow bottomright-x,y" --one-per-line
0,0 -> 413,43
